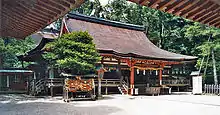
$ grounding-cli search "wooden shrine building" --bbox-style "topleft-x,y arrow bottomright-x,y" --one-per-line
61,13 -> 197,94
19,13 -> 197,95
0,69 -> 34,93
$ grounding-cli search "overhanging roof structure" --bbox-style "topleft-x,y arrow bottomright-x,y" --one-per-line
129,0 -> 220,27
1,0 -> 85,38
17,28 -> 59,62
2,0 -> 220,39
65,13 -> 197,61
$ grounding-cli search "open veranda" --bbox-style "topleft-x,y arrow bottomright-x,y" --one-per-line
0,94 -> 219,115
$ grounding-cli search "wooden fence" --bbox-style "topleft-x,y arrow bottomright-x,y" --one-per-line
162,80 -> 190,85
204,84 -> 220,95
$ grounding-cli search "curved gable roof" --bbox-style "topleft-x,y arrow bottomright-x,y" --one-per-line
66,13 -> 197,61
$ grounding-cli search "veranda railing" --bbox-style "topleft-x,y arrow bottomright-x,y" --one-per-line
148,79 -> 190,85
204,84 -> 220,95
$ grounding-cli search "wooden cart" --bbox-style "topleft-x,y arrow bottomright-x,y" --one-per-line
63,75 -> 96,102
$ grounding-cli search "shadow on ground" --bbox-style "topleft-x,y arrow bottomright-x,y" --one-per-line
0,94 -> 66,103
0,102 -> 122,115
0,94 -> 122,115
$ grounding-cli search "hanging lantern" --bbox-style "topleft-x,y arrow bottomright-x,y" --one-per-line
143,70 -> 146,75
137,69 -> 139,74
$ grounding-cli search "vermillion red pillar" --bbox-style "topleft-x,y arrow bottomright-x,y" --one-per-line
159,63 -> 165,86
159,69 -> 162,85
126,59 -> 136,95
130,67 -> 134,95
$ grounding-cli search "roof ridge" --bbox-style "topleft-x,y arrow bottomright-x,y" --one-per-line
67,12 -> 145,31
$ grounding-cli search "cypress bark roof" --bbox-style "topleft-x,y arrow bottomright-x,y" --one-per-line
17,29 -> 58,62
65,13 -> 197,61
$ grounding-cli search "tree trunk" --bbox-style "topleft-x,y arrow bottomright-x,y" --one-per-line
198,56 -> 205,75
144,17 -> 150,36
211,49 -> 218,85
203,53 -> 210,77
98,77 -> 101,97
198,35 -> 211,76
22,60 -> 24,68
159,22 -> 164,49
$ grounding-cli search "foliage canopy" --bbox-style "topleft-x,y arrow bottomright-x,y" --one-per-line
43,31 -> 101,75
0,37 -> 35,68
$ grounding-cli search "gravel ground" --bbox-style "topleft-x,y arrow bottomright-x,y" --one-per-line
0,94 -> 220,115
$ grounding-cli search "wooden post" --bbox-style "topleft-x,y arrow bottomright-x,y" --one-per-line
105,86 -> 108,95
98,74 -> 102,97
219,85 -> 220,95
207,85 -> 209,94
211,84 -> 214,94
27,75 -> 30,95
98,58 -> 104,98
159,64 -> 165,86
125,58 -> 136,95
50,87 -> 54,97
118,59 -> 123,84
130,67 -> 135,95
6,76 -> 9,88
208,85 -> 211,93
159,69 -> 162,86
33,72 -> 36,96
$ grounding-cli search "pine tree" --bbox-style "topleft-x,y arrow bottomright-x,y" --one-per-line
43,31 -> 101,75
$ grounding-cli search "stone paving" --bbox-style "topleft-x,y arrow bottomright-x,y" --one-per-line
0,94 -> 220,115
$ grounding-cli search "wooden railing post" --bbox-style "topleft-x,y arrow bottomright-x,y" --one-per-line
214,85 -> 217,94
208,85 -> 210,94
212,84 -> 214,94
206,84 -> 208,94
33,72 -> 36,96
207,84 -> 209,94
204,84 -> 220,95
218,85 -> 220,95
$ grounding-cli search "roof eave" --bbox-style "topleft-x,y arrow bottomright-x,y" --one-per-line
98,49 -> 198,62
67,13 -> 145,31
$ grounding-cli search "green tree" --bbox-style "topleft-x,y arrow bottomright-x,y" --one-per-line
185,23 -> 220,84
0,37 -> 35,68
43,31 -> 101,75
73,0 -> 104,18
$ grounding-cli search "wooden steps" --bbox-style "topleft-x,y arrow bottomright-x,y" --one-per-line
118,81 -> 128,95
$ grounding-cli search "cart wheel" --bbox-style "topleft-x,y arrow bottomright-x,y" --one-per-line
66,100 -> 70,103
